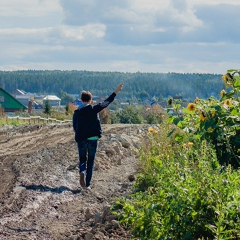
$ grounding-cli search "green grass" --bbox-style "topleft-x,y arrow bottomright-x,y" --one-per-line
0,109 -> 72,126
0,118 -> 25,126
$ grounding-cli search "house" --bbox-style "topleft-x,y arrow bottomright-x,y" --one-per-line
0,88 -> 27,112
15,89 -> 34,106
43,95 -> 61,107
15,89 -> 45,108
15,94 -> 32,106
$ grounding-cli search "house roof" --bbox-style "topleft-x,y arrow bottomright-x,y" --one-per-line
0,88 -> 27,110
43,95 -> 61,101
15,95 -> 31,100
16,89 -> 28,95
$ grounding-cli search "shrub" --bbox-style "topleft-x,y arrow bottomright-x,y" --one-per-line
113,124 -> 240,239
112,105 -> 145,124
142,104 -> 165,124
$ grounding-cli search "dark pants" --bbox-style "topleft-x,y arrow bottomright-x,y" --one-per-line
77,140 -> 98,187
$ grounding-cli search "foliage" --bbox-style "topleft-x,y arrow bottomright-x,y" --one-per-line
111,105 -> 145,124
167,69 -> 240,168
41,107 -> 72,121
99,108 -> 111,124
0,70 -> 225,101
142,104 -> 165,124
43,100 -> 51,115
58,89 -> 75,105
110,104 -> 166,124
108,99 -> 121,111
0,117 -> 25,126
139,91 -> 150,100
113,123 -> 240,239
65,102 -> 77,115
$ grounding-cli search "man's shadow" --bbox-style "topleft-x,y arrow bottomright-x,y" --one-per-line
20,184 -> 81,194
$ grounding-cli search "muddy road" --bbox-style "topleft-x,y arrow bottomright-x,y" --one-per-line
0,123 -> 150,239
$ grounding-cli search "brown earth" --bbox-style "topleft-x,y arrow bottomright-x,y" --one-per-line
0,123 -> 151,240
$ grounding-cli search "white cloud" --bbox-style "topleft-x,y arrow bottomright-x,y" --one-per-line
59,0 -> 204,45
0,0 -> 239,73
0,0 -> 62,17
0,24 -> 106,45
193,0 -> 240,6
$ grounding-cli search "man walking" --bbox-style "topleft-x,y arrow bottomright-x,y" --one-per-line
73,84 -> 123,189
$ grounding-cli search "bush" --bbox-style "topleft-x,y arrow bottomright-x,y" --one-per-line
113,115 -> 240,239
112,105 -> 145,124
142,104 -> 165,124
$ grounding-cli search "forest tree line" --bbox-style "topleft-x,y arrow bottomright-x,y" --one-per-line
0,70 -> 225,101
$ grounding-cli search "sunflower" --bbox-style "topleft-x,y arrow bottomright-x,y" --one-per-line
198,110 -> 208,121
148,127 -> 154,133
225,83 -> 229,89
187,103 -> 196,112
222,74 -> 227,83
220,90 -> 226,98
200,114 -> 208,121
224,99 -> 231,106
188,142 -> 193,146
194,97 -> 200,104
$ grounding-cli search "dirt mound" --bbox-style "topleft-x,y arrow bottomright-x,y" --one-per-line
0,123 -> 150,239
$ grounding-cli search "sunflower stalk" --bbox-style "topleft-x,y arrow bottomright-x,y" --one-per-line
168,69 -> 240,168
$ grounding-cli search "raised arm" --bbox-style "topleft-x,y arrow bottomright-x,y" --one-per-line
114,83 -> 124,94
93,83 -> 124,113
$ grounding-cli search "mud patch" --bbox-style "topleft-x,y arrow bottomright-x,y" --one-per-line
0,123 -> 151,239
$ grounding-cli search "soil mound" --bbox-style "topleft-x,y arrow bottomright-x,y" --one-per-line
0,123 -> 150,239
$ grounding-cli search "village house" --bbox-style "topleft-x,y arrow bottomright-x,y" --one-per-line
43,95 -> 61,107
15,89 -> 45,109
0,87 -> 27,112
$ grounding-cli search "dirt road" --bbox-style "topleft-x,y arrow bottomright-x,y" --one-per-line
0,123 -> 149,239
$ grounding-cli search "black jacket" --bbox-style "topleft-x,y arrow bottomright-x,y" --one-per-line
72,92 -> 116,142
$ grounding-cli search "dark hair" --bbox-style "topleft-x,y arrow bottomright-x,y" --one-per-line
81,91 -> 92,102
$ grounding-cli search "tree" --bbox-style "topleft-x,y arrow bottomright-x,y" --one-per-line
139,91 -> 149,100
142,104 -> 164,124
58,89 -> 75,105
114,105 -> 145,124
43,100 -> 51,115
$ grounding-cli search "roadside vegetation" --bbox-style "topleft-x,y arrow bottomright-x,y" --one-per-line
112,69 -> 240,239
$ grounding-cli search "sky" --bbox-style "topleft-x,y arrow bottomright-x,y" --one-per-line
0,0 -> 239,74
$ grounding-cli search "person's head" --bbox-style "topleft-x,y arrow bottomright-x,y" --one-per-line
81,91 -> 92,103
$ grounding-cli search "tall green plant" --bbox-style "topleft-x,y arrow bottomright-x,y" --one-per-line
43,99 -> 51,115
167,69 -> 240,168
113,125 -> 240,239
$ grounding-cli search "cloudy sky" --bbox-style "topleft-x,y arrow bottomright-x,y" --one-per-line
0,0 -> 239,74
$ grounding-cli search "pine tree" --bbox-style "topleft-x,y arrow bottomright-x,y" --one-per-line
43,100 -> 51,115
